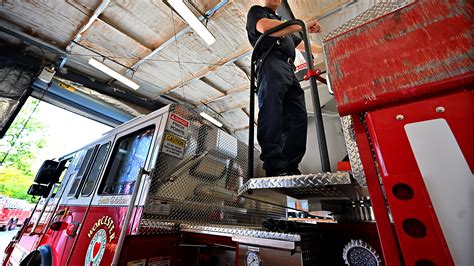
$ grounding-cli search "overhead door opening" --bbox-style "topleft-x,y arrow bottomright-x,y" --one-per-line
0,97 -> 112,203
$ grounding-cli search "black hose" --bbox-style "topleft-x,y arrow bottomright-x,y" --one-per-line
262,218 -> 278,232
277,219 -> 289,233
264,218 -> 321,233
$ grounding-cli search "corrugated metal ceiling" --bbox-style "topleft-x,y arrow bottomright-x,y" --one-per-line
0,0 -> 351,141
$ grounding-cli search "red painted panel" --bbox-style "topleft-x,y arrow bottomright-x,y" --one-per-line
325,0 -> 474,115
365,90 -> 473,265
352,115 -> 402,266
367,90 -> 474,175
66,206 -> 132,266
39,205 -> 88,265
118,235 -> 181,265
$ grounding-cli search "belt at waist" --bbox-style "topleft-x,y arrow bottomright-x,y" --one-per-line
272,50 -> 295,64
256,51 -> 296,75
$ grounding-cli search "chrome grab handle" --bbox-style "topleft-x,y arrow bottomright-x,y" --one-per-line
111,167 -> 150,266
30,183 -> 60,235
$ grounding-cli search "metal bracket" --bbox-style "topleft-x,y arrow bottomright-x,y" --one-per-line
304,69 -> 327,85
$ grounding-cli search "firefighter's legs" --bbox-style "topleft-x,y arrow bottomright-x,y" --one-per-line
257,61 -> 306,176
281,78 -> 307,172
257,70 -> 289,175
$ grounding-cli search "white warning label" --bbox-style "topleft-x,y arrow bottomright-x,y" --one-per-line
147,201 -> 171,215
166,113 -> 189,138
162,132 -> 186,159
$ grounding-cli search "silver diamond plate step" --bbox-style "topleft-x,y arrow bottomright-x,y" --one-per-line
238,172 -> 361,200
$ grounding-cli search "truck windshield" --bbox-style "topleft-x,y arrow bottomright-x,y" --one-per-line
99,127 -> 155,195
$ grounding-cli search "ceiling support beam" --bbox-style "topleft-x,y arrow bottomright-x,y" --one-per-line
0,26 -> 66,57
233,125 -> 250,133
240,107 -> 258,127
199,83 -> 248,105
157,49 -> 252,97
0,27 -> 174,107
66,0 -> 110,51
233,61 -> 251,77
123,0 -> 230,76
57,70 -> 163,111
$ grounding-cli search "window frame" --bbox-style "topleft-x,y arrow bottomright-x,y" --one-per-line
66,146 -> 98,199
97,125 -> 156,196
52,156 -> 74,198
80,142 -> 111,197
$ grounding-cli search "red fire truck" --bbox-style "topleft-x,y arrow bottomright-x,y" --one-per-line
0,196 -> 32,231
3,1 -> 473,265
4,103 -> 382,266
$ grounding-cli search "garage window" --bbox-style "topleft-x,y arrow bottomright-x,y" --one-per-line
99,127 -> 154,195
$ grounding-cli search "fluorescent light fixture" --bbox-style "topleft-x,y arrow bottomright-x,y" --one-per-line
88,58 -> 140,90
200,112 -> 223,127
168,0 -> 216,45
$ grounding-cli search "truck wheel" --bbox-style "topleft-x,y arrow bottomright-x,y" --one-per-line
20,250 -> 42,266
9,218 -> 18,230
0,225 -> 6,231
20,245 -> 52,266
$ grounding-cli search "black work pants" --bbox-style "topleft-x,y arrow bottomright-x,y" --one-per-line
257,53 -> 308,175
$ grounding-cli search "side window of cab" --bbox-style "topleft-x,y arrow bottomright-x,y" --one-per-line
98,127 -> 155,195
81,143 -> 110,196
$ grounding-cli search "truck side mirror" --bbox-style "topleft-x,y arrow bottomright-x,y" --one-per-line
34,160 -> 59,184
27,184 -> 50,197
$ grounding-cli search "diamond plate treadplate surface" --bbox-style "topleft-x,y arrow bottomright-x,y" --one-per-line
137,221 -> 301,242
238,172 -> 360,199
323,1 -> 413,41
341,115 -> 367,186
180,224 -> 301,242
140,104 -> 287,230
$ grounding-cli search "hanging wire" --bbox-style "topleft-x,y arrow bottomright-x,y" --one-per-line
170,5 -> 187,102
23,45 -> 251,69
71,40 -> 134,71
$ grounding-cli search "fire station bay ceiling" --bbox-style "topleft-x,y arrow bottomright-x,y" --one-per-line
0,0 -> 369,141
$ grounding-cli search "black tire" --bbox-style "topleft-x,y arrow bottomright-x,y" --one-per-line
0,225 -> 7,231
20,245 -> 52,266
20,250 -> 42,266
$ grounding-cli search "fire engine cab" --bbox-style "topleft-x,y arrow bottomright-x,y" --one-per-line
3,1 -> 473,266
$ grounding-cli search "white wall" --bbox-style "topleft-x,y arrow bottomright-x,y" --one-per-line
300,112 -> 346,173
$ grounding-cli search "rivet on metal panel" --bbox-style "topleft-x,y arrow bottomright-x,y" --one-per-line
435,107 -> 445,113
396,115 -> 404,120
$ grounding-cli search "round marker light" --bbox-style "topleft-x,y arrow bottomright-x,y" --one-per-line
49,221 -> 65,231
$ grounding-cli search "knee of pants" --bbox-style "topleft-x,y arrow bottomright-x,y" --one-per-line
292,111 -> 308,124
